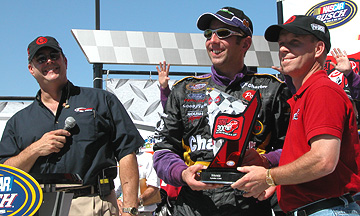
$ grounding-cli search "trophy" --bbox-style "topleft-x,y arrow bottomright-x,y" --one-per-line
200,90 -> 261,184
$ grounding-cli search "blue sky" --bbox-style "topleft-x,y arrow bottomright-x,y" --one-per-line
0,0 -> 279,97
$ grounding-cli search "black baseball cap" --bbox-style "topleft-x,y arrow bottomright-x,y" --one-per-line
265,15 -> 331,53
197,7 -> 253,37
27,36 -> 63,62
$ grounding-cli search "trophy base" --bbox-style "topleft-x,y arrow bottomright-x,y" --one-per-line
199,169 -> 245,185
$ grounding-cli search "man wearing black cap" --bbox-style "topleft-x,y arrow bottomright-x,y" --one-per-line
153,7 -> 291,215
0,36 -> 143,216
232,15 -> 360,215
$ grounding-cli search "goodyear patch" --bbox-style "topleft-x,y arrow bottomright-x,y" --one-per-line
0,164 -> 43,216
306,0 -> 358,29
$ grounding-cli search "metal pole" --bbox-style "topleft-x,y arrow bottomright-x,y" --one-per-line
93,0 -> 103,89
276,0 -> 284,24
96,0 -> 100,30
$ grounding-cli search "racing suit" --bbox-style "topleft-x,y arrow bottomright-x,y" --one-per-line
153,66 -> 291,216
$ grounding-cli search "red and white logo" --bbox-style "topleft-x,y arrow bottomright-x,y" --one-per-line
208,96 -> 221,104
242,90 -> 256,101
74,107 -> 93,112
213,116 -> 244,140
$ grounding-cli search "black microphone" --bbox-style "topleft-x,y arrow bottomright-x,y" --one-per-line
63,116 -> 76,131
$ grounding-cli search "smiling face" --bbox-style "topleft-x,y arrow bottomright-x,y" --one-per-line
278,30 -> 324,78
205,19 -> 251,77
28,47 -> 68,88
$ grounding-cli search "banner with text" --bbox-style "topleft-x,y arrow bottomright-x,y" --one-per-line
281,0 -> 359,75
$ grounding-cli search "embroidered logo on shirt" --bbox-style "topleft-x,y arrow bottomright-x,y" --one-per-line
293,108 -> 300,120
188,93 -> 206,100
186,82 -> 208,91
74,107 -> 93,112
242,90 -> 257,101
252,120 -> 264,135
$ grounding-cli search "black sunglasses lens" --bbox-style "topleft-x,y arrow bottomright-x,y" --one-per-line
204,29 -> 213,39
216,29 -> 231,38
36,55 -> 47,64
50,52 -> 60,60
35,52 -> 60,64
204,29 -> 233,39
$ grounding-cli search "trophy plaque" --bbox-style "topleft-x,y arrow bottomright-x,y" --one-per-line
200,90 -> 261,184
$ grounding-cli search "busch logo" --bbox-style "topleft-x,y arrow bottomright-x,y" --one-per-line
0,176 -> 16,209
0,164 -> 43,215
306,0 -> 357,29
0,194 -> 17,208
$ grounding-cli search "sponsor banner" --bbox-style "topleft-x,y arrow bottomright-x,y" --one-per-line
282,0 -> 360,75
0,164 -> 43,216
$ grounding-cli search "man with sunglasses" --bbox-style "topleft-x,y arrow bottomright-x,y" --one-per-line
0,36 -> 143,216
153,7 -> 291,216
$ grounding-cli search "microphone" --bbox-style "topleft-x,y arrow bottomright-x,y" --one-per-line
63,116 -> 76,131
42,116 -> 77,172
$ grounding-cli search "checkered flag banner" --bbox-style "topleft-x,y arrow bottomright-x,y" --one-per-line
72,29 -> 280,67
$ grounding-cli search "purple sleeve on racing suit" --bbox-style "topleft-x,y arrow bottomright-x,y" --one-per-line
160,86 -> 171,109
346,70 -> 360,100
284,75 -> 296,95
153,150 -> 188,187
263,149 -> 282,168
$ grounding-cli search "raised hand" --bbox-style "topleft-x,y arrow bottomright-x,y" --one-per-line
156,61 -> 171,89
330,48 -> 352,76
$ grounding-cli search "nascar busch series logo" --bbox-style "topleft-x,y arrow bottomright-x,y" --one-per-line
306,0 -> 358,29
0,164 -> 43,215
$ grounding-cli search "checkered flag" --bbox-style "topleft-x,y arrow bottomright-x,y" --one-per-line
207,88 -> 246,116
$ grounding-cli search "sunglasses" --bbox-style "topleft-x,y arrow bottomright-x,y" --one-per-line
204,28 -> 245,40
35,52 -> 61,64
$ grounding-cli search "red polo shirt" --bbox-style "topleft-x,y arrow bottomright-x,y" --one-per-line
277,70 -> 360,213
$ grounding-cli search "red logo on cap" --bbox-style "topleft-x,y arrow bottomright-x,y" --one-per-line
284,16 -> 296,25
36,37 -> 48,45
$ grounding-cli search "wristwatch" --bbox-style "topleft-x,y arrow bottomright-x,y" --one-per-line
266,169 -> 276,186
122,207 -> 139,215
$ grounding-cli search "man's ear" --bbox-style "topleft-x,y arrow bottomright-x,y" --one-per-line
242,36 -> 252,51
28,63 -> 35,77
315,40 -> 326,58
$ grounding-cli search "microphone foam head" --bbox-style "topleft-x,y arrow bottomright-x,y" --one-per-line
65,116 -> 76,129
